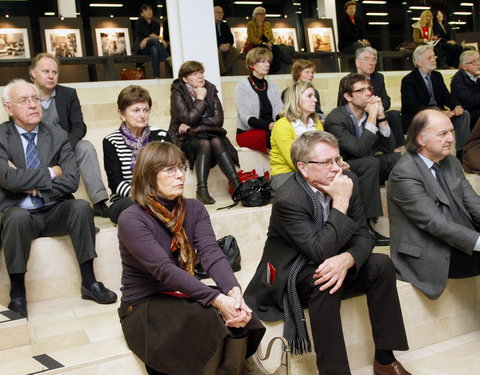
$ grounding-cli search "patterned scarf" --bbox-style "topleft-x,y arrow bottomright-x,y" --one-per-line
119,122 -> 151,171
145,196 -> 196,275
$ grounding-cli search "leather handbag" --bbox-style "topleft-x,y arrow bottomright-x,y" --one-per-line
194,235 -> 241,279
228,169 -> 270,194
232,176 -> 271,207
120,68 -> 146,80
243,336 -> 291,375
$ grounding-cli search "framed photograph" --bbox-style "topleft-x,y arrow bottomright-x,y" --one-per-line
0,28 -> 30,59
272,28 -> 298,51
44,28 -> 83,58
307,27 -> 335,52
231,27 -> 247,52
95,27 -> 131,56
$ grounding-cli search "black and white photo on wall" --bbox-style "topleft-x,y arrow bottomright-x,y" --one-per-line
95,28 -> 131,56
45,28 -> 83,58
0,28 -> 30,59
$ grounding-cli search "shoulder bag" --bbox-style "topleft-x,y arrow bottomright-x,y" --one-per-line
243,336 -> 291,375
194,235 -> 241,279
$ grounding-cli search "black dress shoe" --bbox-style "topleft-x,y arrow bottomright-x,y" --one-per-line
8,297 -> 27,318
81,282 -> 117,304
93,202 -> 110,218
369,228 -> 390,247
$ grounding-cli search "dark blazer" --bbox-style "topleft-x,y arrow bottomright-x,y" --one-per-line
54,85 -> 87,149
0,121 -> 79,213
388,152 -> 480,299
451,69 -> 480,113
244,172 -> 373,321
338,13 -> 367,51
401,68 -> 460,131
324,105 -> 396,161
215,21 -> 234,47
370,71 -> 391,111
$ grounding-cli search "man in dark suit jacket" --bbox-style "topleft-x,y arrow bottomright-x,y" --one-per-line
325,72 -> 400,246
451,50 -> 480,129
401,45 -> 470,160
388,109 -> 480,300
0,80 -> 116,318
245,131 -> 409,375
29,53 -> 110,217
214,6 -> 240,75
355,47 -> 404,147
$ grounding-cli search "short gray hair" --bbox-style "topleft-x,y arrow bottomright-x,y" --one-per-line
291,131 -> 338,172
252,6 -> 266,16
355,46 -> 378,61
459,50 -> 480,68
2,79 -> 39,104
413,45 -> 434,67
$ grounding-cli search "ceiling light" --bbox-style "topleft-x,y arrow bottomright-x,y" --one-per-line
453,12 -> 472,15
129,17 -> 139,20
366,12 -> 388,16
266,14 -> 282,17
233,1 -> 263,4
368,22 -> 389,25
460,2 -> 474,6
448,21 -> 467,25
292,2 -> 301,5
409,6 -> 430,10
89,3 -> 123,7
44,12 -> 55,16
157,4 -> 163,7
363,1 -> 387,4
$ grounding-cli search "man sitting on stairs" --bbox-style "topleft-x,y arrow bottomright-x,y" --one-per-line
0,79 -> 117,318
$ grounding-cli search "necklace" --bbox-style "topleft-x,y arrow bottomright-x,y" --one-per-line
248,75 -> 267,92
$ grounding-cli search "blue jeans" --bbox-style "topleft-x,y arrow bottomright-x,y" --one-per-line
138,38 -> 169,78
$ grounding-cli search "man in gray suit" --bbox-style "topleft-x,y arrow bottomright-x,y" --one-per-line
29,53 -> 109,217
388,108 -> 480,300
0,80 -> 116,318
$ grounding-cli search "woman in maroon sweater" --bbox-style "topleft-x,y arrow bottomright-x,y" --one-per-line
117,141 -> 264,375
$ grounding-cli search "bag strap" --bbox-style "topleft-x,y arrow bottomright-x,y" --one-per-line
252,336 -> 291,375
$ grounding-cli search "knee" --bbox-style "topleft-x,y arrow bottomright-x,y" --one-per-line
74,140 -> 96,158
70,199 -> 93,219
369,253 -> 396,282
2,207 -> 32,229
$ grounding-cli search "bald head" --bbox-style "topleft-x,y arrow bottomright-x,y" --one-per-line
214,6 -> 224,22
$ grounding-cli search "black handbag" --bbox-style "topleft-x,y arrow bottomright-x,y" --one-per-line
233,176 -> 272,207
194,235 -> 241,279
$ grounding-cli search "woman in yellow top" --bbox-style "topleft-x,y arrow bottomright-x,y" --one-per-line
269,81 -> 323,193
244,6 -> 280,73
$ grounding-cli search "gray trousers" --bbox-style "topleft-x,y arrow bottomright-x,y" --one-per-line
218,45 -> 240,74
74,140 -> 109,205
0,199 -> 97,274
451,110 -> 471,152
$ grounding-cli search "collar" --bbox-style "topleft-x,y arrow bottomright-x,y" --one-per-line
465,70 -> 477,82
292,117 -> 315,130
417,152 -> 436,169
15,124 -> 39,135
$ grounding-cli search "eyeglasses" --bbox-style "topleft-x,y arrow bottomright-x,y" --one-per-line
305,156 -> 343,169
255,12 -> 266,16
160,164 -> 188,176
351,86 -> 374,94
9,96 -> 41,106
465,59 -> 480,65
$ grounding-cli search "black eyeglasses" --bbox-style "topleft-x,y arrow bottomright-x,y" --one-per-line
351,86 -> 374,94
304,156 -> 343,169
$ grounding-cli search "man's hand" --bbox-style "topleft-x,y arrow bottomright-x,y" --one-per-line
365,98 -> 380,123
313,252 -> 355,294
320,170 -> 353,214
51,165 -> 62,179
8,160 -> 16,169
453,105 -> 464,117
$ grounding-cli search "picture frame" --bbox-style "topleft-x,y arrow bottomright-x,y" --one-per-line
272,28 -> 299,51
44,28 -> 83,58
231,27 -> 247,52
95,27 -> 131,56
0,28 -> 30,59
307,27 -> 335,52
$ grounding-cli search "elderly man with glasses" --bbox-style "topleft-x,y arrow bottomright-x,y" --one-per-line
0,79 -> 117,319
245,130 -> 410,375
324,72 -> 400,246
401,45 -> 470,161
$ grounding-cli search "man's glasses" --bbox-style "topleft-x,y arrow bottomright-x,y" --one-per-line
305,156 -> 343,169
351,86 -> 374,94
9,96 -> 41,106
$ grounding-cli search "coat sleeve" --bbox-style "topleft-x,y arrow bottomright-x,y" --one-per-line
102,137 -> 130,197
198,89 -> 224,128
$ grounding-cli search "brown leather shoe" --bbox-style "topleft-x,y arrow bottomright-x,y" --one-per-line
374,359 -> 412,375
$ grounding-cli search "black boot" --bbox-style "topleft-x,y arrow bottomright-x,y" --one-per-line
196,154 -> 215,204
216,152 -> 241,192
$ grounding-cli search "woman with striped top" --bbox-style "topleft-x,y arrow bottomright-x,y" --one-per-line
103,85 -> 171,223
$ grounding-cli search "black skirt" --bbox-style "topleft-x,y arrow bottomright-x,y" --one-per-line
118,293 -> 265,375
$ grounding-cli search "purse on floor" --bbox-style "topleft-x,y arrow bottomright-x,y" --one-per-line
194,235 -> 241,279
243,336 -> 292,375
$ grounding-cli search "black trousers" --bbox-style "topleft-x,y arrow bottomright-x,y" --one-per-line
0,199 -> 97,274
296,254 -> 409,375
348,152 -> 401,219
449,248 -> 480,278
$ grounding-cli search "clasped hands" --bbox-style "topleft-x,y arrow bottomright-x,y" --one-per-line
212,286 -> 252,328
365,96 -> 386,126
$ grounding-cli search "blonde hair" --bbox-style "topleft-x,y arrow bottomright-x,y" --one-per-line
245,47 -> 272,71
280,81 -> 318,123
419,10 -> 433,28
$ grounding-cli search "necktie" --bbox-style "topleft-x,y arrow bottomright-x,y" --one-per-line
431,163 -> 474,230
21,133 -> 44,208
425,75 -> 437,106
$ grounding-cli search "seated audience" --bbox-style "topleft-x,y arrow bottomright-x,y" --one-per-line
325,73 -> 400,246
214,6 -> 240,75
354,47 -> 405,147
103,85 -> 170,223
0,79 -> 117,318
388,109 -> 480,300
243,6 -> 281,73
117,141 -> 265,375
271,81 -> 324,193
411,10 -> 446,68
433,10 -> 463,69
245,131 -> 410,375
401,45 -> 470,160
236,47 -> 282,154
29,53 -> 110,217
451,50 -> 480,129
281,59 -> 325,122
462,119 -> 480,173
338,1 -> 370,53
134,3 -> 170,78
169,61 -> 240,205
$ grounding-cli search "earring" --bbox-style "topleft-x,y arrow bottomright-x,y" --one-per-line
250,65 -> 255,71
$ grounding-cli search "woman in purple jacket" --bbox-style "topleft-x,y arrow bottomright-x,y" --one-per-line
116,141 -> 264,375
